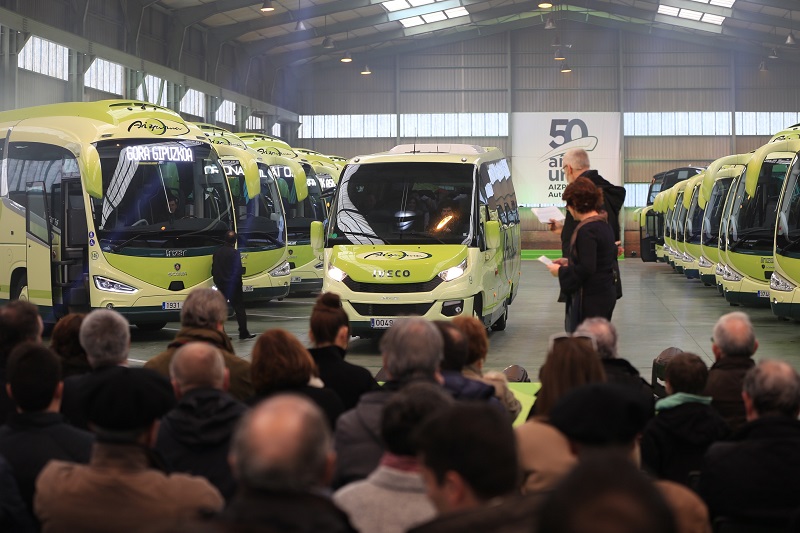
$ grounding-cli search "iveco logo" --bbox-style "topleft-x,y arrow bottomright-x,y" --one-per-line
373,269 -> 411,278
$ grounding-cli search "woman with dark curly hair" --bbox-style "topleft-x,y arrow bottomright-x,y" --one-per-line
250,328 -> 345,428
546,177 -> 619,332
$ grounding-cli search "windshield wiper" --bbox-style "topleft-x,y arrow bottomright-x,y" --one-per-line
241,232 -> 283,246
778,235 -> 800,253
332,230 -> 383,243
106,231 -> 164,252
728,228 -> 774,251
392,231 -> 447,245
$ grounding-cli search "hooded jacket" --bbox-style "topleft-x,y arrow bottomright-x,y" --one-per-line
155,388 -> 248,501
641,395 -> 729,487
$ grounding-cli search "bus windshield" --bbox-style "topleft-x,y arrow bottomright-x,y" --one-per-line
674,192 -> 687,241
328,162 -> 474,246
273,163 -> 325,243
227,162 -> 285,250
93,140 -> 233,250
702,177 -> 734,249
776,158 -> 800,256
727,159 -> 788,253
685,188 -> 703,245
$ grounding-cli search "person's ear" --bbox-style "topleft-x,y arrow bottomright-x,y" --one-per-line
711,343 -> 723,361
743,391 -> 757,421
321,451 -> 336,487
170,379 -> 182,400
752,340 -> 759,354
53,381 -> 64,402
335,325 -> 349,349
308,329 -> 316,344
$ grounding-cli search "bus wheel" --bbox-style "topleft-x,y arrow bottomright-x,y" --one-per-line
12,274 -> 28,301
490,303 -> 508,332
136,322 -> 167,331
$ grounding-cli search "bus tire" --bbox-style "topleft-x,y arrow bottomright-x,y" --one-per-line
136,321 -> 167,331
11,273 -> 28,301
491,303 -> 508,332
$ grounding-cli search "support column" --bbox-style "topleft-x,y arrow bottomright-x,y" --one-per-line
206,95 -> 222,124
0,26 -> 27,111
67,49 -> 91,102
125,68 -> 145,100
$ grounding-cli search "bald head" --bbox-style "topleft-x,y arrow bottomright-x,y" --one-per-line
712,312 -> 757,359
169,342 -> 226,394
230,395 -> 333,492
743,359 -> 800,420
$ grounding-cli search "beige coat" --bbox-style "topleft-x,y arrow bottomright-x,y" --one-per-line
463,365 -> 522,419
35,443 -> 224,533
515,418 -> 577,493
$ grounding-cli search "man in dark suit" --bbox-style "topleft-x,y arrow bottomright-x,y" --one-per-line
212,230 -> 254,340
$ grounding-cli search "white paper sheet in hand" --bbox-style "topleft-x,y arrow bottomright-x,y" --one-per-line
538,255 -> 554,266
530,206 -> 565,224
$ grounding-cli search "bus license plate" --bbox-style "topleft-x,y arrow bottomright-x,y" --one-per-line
370,318 -> 394,329
162,301 -> 183,310
757,290 -> 769,298
243,285 -> 254,292
291,276 -> 302,283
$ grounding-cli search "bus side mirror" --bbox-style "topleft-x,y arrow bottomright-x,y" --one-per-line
485,220 -> 501,250
310,221 -> 324,257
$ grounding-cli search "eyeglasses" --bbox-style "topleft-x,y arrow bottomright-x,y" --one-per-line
548,332 -> 597,352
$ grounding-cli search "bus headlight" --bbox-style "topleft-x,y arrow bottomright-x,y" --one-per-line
327,264 -> 348,282
723,265 -> 743,282
715,263 -> 726,277
770,272 -> 796,292
438,259 -> 467,282
698,256 -> 713,268
94,276 -> 138,294
269,261 -> 291,277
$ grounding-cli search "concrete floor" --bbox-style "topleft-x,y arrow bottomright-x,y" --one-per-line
127,259 -> 800,380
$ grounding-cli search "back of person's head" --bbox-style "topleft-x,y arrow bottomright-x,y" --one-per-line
381,382 -> 453,457
537,451 -> 677,533
6,342 -> 61,413
563,148 -> 591,172
309,292 -> 349,346
712,311 -> 756,358
0,300 -> 42,365
562,177 -> 603,215
50,312 -> 88,362
170,342 -> 226,393
415,402 -> 518,503
252,329 -> 317,391
84,366 -> 175,442
575,318 -> 618,360
536,335 -> 606,418
451,315 -> 488,367
224,230 -> 237,245
79,309 -> 130,368
231,394 -> 332,492
433,321 -> 468,372
549,383 -> 653,450
743,359 -> 800,419
665,352 -> 707,395
380,318 -> 443,381
181,287 -> 228,329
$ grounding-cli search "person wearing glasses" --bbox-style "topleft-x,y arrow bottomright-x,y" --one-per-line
546,177 -> 619,332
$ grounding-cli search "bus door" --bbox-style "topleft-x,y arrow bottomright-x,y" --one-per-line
641,208 -> 659,262
25,182 -> 54,313
52,179 -> 89,310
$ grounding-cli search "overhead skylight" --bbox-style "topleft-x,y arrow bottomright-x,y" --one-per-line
383,0 -> 411,12
678,8 -> 703,21
657,5 -> 680,16
445,6 -> 469,18
422,11 -> 447,23
701,13 -> 725,25
399,15 -> 426,27
709,0 -> 735,7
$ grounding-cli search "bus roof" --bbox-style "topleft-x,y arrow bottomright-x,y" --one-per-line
354,144 -> 506,166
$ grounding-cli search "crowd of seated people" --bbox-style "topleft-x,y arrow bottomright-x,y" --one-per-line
2,291 -> 800,533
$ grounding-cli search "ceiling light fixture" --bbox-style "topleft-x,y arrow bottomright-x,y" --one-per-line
560,63 -> 572,73
554,48 -> 566,60
787,33 -> 797,46
341,51 -> 352,63
260,0 -> 274,12
361,65 -> 372,75
322,36 -> 334,49
295,20 -> 307,31
544,17 -> 556,30
759,60 -> 768,72
538,1 -> 553,7
768,48 -> 779,59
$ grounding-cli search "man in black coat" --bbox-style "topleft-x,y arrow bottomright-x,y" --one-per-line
699,359 -> 800,525
551,148 -> 627,258
0,300 -> 44,426
212,230 -> 254,340
155,342 -> 247,501
0,343 -> 94,524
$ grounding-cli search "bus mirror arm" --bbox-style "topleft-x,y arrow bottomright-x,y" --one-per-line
310,221 -> 325,259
